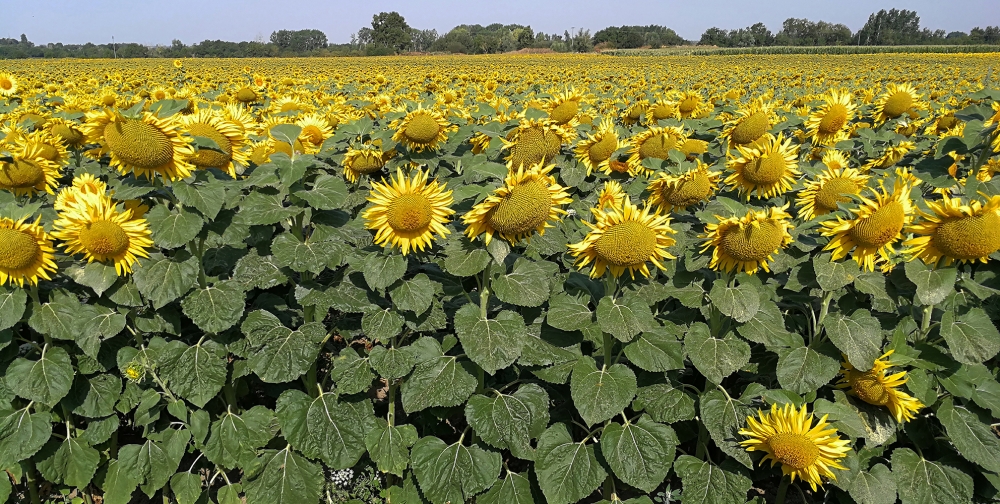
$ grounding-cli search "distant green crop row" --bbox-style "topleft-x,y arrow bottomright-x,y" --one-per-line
602,45 -> 1000,56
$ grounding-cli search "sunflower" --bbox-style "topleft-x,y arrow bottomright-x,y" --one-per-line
646,160 -> 721,213
820,175 -> 916,272
46,118 -> 86,148
0,216 -> 58,287
923,111 -> 963,137
182,109 -> 248,178
221,103 -> 258,136
903,194 -> 1000,267
672,90 -> 713,119
545,87 -> 585,125
295,112 -> 334,154
568,196 -> 676,279
804,89 -> 855,146
720,98 -> 778,150
837,350 -> 924,423
621,100 -> 648,125
269,95 -> 314,115
84,109 -> 194,182
55,173 -> 109,212
701,204 -> 794,274
872,83 -> 921,125
626,125 -> 687,177
0,142 -> 62,197
463,162 -> 572,245
724,133 -> 800,200
862,141 -> 915,171
362,168 -> 454,255
390,107 -> 450,152
796,165 -> 870,220
648,99 -> 676,122
739,402 -> 851,491
574,118 -> 623,176
597,180 -> 625,210
500,118 -> 574,170
679,138 -> 709,160
342,144 -> 394,183
51,191 -> 154,276
0,73 -> 17,97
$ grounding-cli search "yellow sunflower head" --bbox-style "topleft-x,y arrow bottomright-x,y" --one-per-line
903,194 -> 1000,267
55,173 -> 110,212
182,109 -> 248,178
805,89 -> 855,146
362,168 -> 455,255
46,118 -> 87,148
796,165 -> 870,220
872,83 -> 922,125
0,73 -> 18,97
621,99 -> 649,125
342,144 -> 394,184
646,160 -> 721,213
597,180 -> 625,210
626,125 -> 688,177
0,216 -> 58,287
837,350 -> 924,423
701,204 -> 794,275
51,191 -> 154,276
0,142 -> 61,197
862,141 -> 915,171
390,107 -> 450,152
568,196 -> 677,280
501,118 -> 574,170
739,402 -> 851,491
546,87 -> 586,125
295,112 -> 334,154
84,109 -> 195,182
672,89 -> 712,119
574,118 -> 623,176
721,97 -> 777,150
724,133 -> 800,200
462,162 -> 573,245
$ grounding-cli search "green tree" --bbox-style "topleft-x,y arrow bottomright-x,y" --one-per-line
371,11 -> 412,52
856,9 -> 922,45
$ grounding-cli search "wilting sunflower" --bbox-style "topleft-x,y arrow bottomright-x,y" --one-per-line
182,109 -> 248,178
500,118 -> 574,169
903,194 -> 1000,267
805,89 -> 856,146
872,83 -> 922,124
0,216 -> 58,287
463,162 -> 572,245
0,142 -> 62,196
837,350 -> 924,423
568,196 -> 676,279
646,160 -> 721,213
545,87 -> 585,125
820,176 -> 916,272
342,144 -> 394,183
647,99 -> 676,122
739,402 -> 851,491
626,125 -> 687,176
720,98 -> 778,150
796,165 -> 870,220
362,168 -> 454,255
0,73 -> 17,97
923,111 -> 963,137
701,204 -> 794,274
52,192 -> 154,276
724,133 -> 800,200
295,113 -> 334,154
390,107 -> 450,152
574,118 -> 623,176
597,180 -> 625,209
84,109 -> 194,182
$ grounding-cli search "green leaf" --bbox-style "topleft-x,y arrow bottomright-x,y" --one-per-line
570,356 -> 637,426
158,340 -> 227,408
69,373 -> 122,418
172,177 -> 226,220
465,385 -> 547,460
0,286 -> 26,331
673,455 -> 752,504
330,348 -> 375,395
684,322 -> 750,384
400,351 -> 477,413
814,253 -> 860,291
98,459 -> 141,504
368,345 -> 414,381
132,253 -> 200,309
237,190 -> 300,225
36,436 -> 100,487
699,388 -> 753,468
546,293 -> 594,332
825,310 -> 882,372
623,325 -> 685,372
854,271 -> 897,312
443,236 -> 491,277
904,261 -> 957,306
936,397 -> 1000,472
940,307 -> 1000,364
597,295 -> 655,342
27,291 -> 82,341
146,205 -> 205,249
493,259 -> 550,307
276,389 -> 375,469
119,429 -> 190,496
633,382 -> 696,424
294,173 -> 348,209
364,419 -> 417,477
478,471 -> 535,504
389,274 -> 435,314
776,346 -> 840,394
890,447 -> 973,504
454,305 -> 525,375
169,472 -> 205,504
362,306 -> 405,342
0,407 -> 51,468
848,463 -> 897,504
7,344 -> 74,406
203,406 -> 276,470
271,233 -> 342,274
363,253 -> 407,290
244,448 -> 323,504
411,436 -> 500,504
535,423 -> 606,504
737,296 -> 792,347
233,250 -> 289,290
269,125 -> 303,146
242,310 -> 326,383
181,281 -> 246,334
65,261 -> 120,296
600,417 -> 677,493
709,280 -> 759,323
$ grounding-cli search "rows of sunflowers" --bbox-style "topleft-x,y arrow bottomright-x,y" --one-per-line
0,53 -> 998,504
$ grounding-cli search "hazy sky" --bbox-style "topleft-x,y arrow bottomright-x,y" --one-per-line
5,0 -> 1000,46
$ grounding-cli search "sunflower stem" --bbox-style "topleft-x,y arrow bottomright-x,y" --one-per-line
602,475 -> 616,500
815,290 -> 835,339
387,380 -> 397,427
25,458 -> 41,504
304,362 -> 318,399
603,332 -> 613,368
920,304 -> 934,339
775,476 -> 790,504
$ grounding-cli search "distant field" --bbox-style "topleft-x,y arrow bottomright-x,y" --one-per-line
603,44 -> 1000,56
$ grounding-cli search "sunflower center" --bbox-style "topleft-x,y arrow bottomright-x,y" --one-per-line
638,133 -> 676,160
404,113 -> 441,145
52,124 -> 84,145
488,179 -> 552,236
350,151 -> 385,174
849,201 -> 905,248
550,100 -> 579,125
595,221 -> 657,267
743,154 -> 787,185
280,102 -> 302,113
509,127 -> 548,168
187,122 -> 233,168
731,112 -> 768,145
819,104 -> 849,134
651,103 -> 674,120
0,228 -> 40,270
609,160 -> 630,173
101,95 -> 117,107
815,177 -> 859,212
104,119 -> 174,169
0,78 -> 13,92
79,220 -> 130,256
302,125 -> 324,145
666,172 -> 712,207
937,115 -> 958,132
720,220 -> 784,262
588,134 -> 617,163
235,88 -> 258,103
0,159 -> 46,188
852,372 -> 890,406
678,97 -> 699,114
883,92 -> 913,118
932,212 -> 1000,260
767,432 -> 820,470
387,194 -> 433,233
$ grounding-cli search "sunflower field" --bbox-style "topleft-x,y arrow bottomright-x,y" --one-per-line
0,52 -> 999,504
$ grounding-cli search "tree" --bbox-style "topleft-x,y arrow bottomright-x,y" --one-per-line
699,27 -> 730,46
370,11 -> 411,52
856,9 -> 921,45
410,29 -> 439,52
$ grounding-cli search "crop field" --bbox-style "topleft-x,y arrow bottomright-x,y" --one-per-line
0,53 -> 999,504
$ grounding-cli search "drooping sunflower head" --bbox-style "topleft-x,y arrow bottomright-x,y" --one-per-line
182,109 -> 248,178
545,87 -> 586,125
739,402 -> 851,491
362,168 -> 455,255
646,160 -> 721,213
721,97 -> 777,150
923,111 -> 963,137
903,194 -> 1000,267
0,73 -> 17,97
295,112 -> 334,154
575,118 -> 623,176
621,99 -> 649,125
672,89 -> 712,119
724,133 -> 801,200
626,125 -> 688,176
597,180 -> 625,210
837,350 -> 924,423
0,216 -> 57,287
342,143 -> 394,184
862,141 -> 916,171
462,162 -> 573,245
796,165 -> 870,220
0,139 -> 62,197
51,191 -> 154,276
390,107 -> 450,152
568,196 -> 677,280
701,204 -> 794,275
648,99 -> 676,121
46,117 -> 86,148
268,95 -> 314,116
872,83 -> 922,124
501,118 -> 574,170
805,89 -> 856,146
84,109 -> 194,182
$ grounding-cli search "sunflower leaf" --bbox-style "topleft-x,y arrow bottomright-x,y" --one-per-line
708,279 -> 760,323
940,307 -> 1000,364
569,356 -> 637,426
905,261 -> 957,306
936,397 -> 1000,473
824,310 -> 882,372
673,455 -> 752,504
600,417 -> 677,493
363,253 -> 407,291
776,345 -> 841,394
454,305 -> 526,375
145,205 -> 204,249
411,435 -> 501,504
890,447 -> 973,504
275,389 -> 376,470
684,322 -> 750,385
493,259 -> 550,308
181,280 -> 246,334
364,419 -> 417,477
699,388 -> 753,469
244,447 -> 323,504
7,344 -> 75,407
534,423 -> 606,504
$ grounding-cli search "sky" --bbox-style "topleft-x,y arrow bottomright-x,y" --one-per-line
5,0 -> 1000,46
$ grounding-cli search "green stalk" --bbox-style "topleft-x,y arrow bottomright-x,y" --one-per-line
920,304 -> 935,339
304,362 -> 318,398
387,380 -> 398,427
775,476 -> 790,504
814,290 -> 835,341
603,333 -> 613,368
25,459 -> 41,504
189,238 -> 207,289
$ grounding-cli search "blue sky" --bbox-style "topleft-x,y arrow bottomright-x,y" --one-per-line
6,0 -> 1000,46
